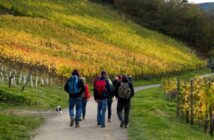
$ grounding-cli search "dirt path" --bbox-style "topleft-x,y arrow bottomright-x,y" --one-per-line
32,73 -> 214,140
32,85 -> 160,140
193,73 -> 214,79
32,98 -> 127,140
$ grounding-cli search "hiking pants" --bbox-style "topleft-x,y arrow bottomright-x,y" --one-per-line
69,97 -> 82,125
81,98 -> 88,119
107,98 -> 113,120
117,99 -> 131,126
97,99 -> 107,127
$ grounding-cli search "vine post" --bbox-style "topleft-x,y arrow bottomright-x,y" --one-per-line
176,77 -> 180,117
190,80 -> 194,125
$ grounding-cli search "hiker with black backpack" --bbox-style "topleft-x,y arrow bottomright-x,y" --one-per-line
94,71 -> 112,128
115,75 -> 135,128
64,69 -> 85,128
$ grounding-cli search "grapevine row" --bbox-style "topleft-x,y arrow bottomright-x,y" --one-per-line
162,77 -> 214,136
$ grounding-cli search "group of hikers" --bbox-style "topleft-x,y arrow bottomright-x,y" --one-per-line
64,69 -> 135,128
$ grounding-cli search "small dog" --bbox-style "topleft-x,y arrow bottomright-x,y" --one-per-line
56,106 -> 63,115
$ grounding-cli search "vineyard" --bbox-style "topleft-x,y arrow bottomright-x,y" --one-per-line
162,76 -> 214,136
0,0 -> 207,78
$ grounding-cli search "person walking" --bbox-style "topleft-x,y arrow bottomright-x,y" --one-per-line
94,71 -> 112,128
81,77 -> 90,120
64,69 -> 85,128
106,76 -> 114,122
115,75 -> 135,128
208,58 -> 214,72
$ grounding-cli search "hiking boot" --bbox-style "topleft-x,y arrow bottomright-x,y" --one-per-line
120,121 -> 124,128
70,118 -> 74,127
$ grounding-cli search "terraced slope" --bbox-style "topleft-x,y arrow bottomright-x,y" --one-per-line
0,0 -> 206,77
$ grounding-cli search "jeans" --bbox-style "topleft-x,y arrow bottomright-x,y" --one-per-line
97,99 -> 107,127
81,98 -> 88,119
117,99 -> 131,126
69,97 -> 82,125
107,98 -> 113,120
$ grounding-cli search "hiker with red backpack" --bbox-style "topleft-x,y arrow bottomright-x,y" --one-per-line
80,77 -> 90,120
115,75 -> 135,128
64,69 -> 85,128
94,71 -> 112,128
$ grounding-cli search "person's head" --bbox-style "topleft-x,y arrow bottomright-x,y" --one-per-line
118,75 -> 122,81
115,76 -> 119,81
81,77 -> 86,83
101,70 -> 107,77
122,75 -> 128,83
128,76 -> 133,82
71,69 -> 80,77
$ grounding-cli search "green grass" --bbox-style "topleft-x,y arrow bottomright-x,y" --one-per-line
133,68 -> 211,86
0,81 -> 67,140
0,113 -> 43,140
0,82 -> 68,111
129,87 -> 213,140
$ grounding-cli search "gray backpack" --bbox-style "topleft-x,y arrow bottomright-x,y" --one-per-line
118,82 -> 132,99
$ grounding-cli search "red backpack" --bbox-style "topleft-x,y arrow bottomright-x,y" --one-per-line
95,79 -> 106,96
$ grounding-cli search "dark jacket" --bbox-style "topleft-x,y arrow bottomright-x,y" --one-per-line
64,76 -> 85,98
107,79 -> 114,99
115,81 -> 135,101
113,79 -> 120,97
93,76 -> 112,100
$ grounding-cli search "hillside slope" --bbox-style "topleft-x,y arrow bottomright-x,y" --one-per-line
0,0 -> 206,77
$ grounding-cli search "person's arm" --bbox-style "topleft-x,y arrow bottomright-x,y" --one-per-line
129,83 -> 135,97
105,79 -> 112,95
93,80 -> 98,100
115,82 -> 120,98
79,79 -> 85,95
64,79 -> 69,93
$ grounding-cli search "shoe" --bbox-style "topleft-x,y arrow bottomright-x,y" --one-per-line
120,121 -> 124,128
70,118 -> 74,127
101,125 -> 106,128
108,119 -> 111,122
75,124 -> 80,128
97,123 -> 101,127
79,119 -> 82,121
124,124 -> 129,128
